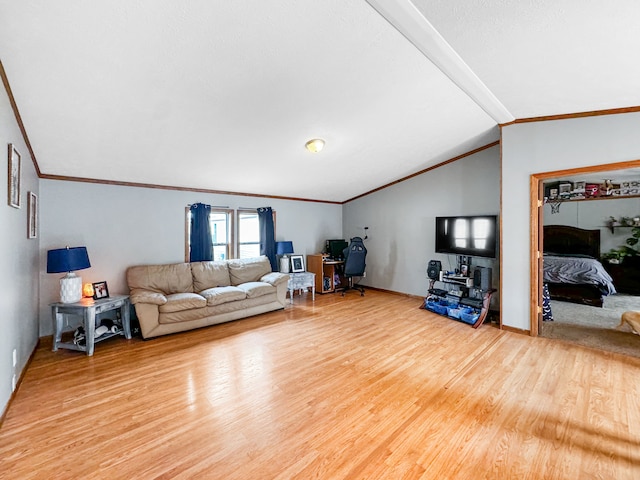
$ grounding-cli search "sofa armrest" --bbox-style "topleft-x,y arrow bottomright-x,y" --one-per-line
260,272 -> 289,287
130,288 -> 167,306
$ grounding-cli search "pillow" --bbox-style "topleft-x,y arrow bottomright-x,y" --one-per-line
191,261 -> 231,291
228,256 -> 272,285
544,252 -> 595,259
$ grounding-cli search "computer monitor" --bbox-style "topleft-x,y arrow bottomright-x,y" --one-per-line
326,239 -> 348,260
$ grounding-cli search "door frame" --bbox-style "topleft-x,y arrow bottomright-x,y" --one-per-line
529,159 -> 640,336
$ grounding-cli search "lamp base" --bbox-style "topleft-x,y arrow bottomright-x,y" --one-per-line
60,273 -> 83,303
280,256 -> 290,274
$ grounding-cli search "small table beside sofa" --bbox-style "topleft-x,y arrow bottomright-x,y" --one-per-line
51,295 -> 132,356
287,271 -> 315,303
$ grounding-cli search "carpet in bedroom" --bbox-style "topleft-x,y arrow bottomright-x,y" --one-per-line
541,294 -> 640,358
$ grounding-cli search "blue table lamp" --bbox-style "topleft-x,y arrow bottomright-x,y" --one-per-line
47,246 -> 91,303
276,241 -> 294,273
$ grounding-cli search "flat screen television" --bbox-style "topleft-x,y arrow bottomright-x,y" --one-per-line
435,215 -> 498,258
326,239 -> 348,260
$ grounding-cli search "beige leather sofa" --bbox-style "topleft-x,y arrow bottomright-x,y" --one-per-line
126,256 -> 289,339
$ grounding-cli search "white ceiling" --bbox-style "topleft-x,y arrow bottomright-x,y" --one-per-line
1,0 -> 640,203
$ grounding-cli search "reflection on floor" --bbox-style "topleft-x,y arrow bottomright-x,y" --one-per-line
541,294 -> 640,357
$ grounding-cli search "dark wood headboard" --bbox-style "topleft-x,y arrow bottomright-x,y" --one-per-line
543,225 -> 601,258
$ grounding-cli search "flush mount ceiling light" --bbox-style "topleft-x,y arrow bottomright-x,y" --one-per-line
305,138 -> 325,153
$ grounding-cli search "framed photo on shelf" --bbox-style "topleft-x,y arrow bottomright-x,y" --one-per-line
92,281 -> 110,300
7,143 -> 21,208
558,182 -> 572,198
290,255 -> 305,273
27,192 -> 37,239
573,181 -> 586,192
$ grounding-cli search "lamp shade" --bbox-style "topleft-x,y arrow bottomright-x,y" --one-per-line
276,241 -> 294,256
47,247 -> 91,273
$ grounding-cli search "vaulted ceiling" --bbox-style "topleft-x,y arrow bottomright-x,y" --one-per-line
1,1 -> 639,203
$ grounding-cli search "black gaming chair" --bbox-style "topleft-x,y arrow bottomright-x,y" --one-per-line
341,236 -> 367,296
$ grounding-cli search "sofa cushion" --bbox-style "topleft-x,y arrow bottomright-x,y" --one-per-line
158,293 -> 207,313
191,261 -> 231,291
127,263 -> 194,295
199,286 -> 247,306
129,289 -> 167,306
228,256 -> 272,286
237,281 -> 274,299
157,293 -> 278,324
260,272 -> 289,287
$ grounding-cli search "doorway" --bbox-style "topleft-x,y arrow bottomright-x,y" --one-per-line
530,159 -> 640,341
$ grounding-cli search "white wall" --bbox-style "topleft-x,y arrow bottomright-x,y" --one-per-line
39,180 -> 342,336
543,197 -> 640,254
502,112 -> 640,331
0,83 -> 40,415
342,145 -> 500,299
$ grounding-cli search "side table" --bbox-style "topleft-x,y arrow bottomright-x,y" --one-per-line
51,295 -> 132,356
287,272 -> 315,304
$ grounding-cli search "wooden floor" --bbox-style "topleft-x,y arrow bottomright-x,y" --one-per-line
2,290 -> 640,479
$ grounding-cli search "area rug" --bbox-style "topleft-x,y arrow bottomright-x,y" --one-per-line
541,294 -> 640,358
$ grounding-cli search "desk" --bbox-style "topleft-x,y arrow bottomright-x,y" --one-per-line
287,272 -> 315,304
51,295 -> 132,356
307,254 -> 346,293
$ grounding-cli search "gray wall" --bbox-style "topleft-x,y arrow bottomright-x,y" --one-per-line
502,112 -> 640,331
7,106 -> 640,416
342,145 -> 500,299
38,180 -> 343,336
1,83 -> 40,415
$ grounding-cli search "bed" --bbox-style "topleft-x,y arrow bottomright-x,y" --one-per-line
543,225 -> 617,307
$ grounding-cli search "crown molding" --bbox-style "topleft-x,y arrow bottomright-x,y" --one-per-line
0,60 -> 41,176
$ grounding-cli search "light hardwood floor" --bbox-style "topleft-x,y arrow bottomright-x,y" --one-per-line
1,290 -> 640,479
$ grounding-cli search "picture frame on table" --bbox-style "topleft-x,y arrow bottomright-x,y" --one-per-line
290,255 -> 305,273
27,192 -> 37,239
92,281 -> 110,300
8,143 -> 21,208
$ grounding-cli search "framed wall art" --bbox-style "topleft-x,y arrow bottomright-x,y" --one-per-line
27,191 -> 37,239
7,143 -> 21,208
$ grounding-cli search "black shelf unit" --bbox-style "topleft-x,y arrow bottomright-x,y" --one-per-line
422,274 -> 495,329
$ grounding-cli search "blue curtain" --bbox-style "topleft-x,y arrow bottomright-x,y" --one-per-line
258,207 -> 277,271
190,203 -> 213,262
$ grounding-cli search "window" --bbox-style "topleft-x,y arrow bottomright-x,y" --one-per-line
237,210 -> 260,259
185,208 -> 234,261
210,211 -> 233,260
185,207 -> 275,261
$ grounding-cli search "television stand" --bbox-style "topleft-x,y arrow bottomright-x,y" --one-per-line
422,276 -> 495,329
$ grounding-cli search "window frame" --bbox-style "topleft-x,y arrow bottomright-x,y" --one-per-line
236,209 -> 260,259
236,208 -> 277,260
184,207 -> 235,262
